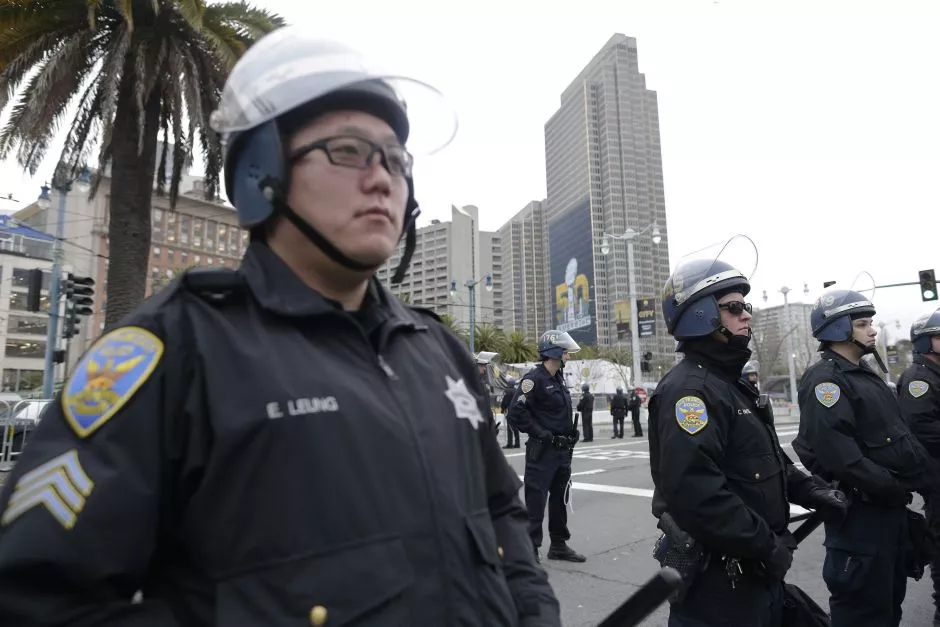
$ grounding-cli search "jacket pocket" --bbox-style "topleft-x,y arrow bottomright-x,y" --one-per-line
822,534 -> 877,595
215,534 -> 414,627
465,509 -> 519,627
726,454 -> 787,527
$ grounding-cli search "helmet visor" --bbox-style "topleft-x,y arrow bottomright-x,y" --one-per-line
211,34 -> 457,156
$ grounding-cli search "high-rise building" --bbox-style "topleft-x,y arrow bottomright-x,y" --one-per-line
543,33 -> 673,376
376,205 -> 502,332
498,200 -> 550,342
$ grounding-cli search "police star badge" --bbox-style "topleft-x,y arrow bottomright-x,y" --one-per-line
675,396 -> 708,435
909,380 -> 929,399
63,326 -> 165,438
814,382 -> 841,408
444,375 -> 484,430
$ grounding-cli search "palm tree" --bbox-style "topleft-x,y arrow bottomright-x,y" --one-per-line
0,0 -> 285,327
439,313 -> 468,343
501,331 -> 537,363
473,323 -> 505,354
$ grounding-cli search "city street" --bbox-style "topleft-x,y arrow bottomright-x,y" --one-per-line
501,414 -> 935,627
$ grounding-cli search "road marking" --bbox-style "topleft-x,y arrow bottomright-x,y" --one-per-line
516,475 -> 812,516
571,468 -> 607,477
577,450 -> 650,461
503,439 -> 649,458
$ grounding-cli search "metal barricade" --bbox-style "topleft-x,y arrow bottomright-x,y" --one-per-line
0,398 -> 54,471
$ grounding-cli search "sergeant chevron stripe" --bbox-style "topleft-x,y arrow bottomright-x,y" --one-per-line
1,450 -> 94,530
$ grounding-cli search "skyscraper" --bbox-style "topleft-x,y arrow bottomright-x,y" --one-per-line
498,200 -> 550,342
544,33 -> 673,377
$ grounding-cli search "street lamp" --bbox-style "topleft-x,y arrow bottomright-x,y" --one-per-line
599,222 -> 661,386
40,168 -> 91,398
450,274 -> 492,352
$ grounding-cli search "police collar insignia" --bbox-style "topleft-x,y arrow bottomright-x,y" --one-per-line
520,379 -> 535,394
675,396 -> 708,435
444,375 -> 484,430
909,380 -> 929,399
814,382 -> 841,408
63,326 -> 165,438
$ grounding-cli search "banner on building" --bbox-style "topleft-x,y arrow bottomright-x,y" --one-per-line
637,298 -> 656,338
549,200 -> 597,346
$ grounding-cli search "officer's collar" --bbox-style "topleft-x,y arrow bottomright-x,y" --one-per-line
240,241 -> 413,322
821,348 -> 871,373
914,354 -> 940,376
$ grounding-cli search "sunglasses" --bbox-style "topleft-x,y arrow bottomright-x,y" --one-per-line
718,301 -> 753,316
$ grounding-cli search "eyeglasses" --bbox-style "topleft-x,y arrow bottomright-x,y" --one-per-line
718,301 -> 753,316
289,135 -> 413,177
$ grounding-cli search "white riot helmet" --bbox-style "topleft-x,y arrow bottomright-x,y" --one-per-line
211,27 -> 457,282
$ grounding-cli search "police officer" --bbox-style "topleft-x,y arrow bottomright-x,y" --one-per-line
743,360 -> 760,389
897,307 -> 940,625
649,258 -> 848,627
576,383 -> 594,442
508,330 -> 586,563
628,387 -> 643,437
793,289 -> 935,627
0,29 -> 561,626
610,387 -> 628,438
501,377 -> 521,449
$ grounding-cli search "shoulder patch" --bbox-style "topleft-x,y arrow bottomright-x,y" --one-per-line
909,380 -> 930,399
814,382 -> 841,408
675,396 -> 708,435
520,379 -> 535,394
62,326 -> 165,438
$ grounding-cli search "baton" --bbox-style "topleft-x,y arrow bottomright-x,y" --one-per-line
596,567 -> 682,627
791,509 -> 825,544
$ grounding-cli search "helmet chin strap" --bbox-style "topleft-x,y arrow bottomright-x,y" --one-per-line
718,325 -> 752,349
854,339 -> 889,373
260,178 -> 418,284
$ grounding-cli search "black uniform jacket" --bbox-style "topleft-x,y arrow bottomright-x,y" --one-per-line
793,350 -> 934,501
0,243 -> 560,627
576,392 -> 593,414
648,345 -> 816,563
898,355 -> 940,459
609,394 -> 628,417
506,365 -> 573,440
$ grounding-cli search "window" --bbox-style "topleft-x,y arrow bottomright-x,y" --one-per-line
7,315 -> 47,336
1,369 -> 43,393
5,339 -> 45,358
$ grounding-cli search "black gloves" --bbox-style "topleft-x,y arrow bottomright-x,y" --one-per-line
808,487 -> 849,523
765,532 -> 797,581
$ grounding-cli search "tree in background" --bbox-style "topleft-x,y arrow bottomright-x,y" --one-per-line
0,0 -> 284,326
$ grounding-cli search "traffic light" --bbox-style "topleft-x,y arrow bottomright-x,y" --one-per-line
25,268 -> 43,312
919,269 -> 937,302
62,273 -> 95,339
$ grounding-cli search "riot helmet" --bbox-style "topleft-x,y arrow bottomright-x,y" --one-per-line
911,307 -> 940,355
210,27 -> 456,283
810,289 -> 876,345
581,383 -> 590,392
537,330 -> 580,361
661,258 -> 752,345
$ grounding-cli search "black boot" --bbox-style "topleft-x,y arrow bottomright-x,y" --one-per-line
547,542 -> 586,562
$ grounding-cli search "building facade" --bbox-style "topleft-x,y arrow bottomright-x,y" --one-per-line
497,200 -> 550,342
376,205 -> 502,332
543,33 -> 673,376
14,171 -> 242,354
0,215 -> 77,393
750,302 -> 816,378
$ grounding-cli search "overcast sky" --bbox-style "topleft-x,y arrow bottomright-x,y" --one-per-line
0,0 -> 937,343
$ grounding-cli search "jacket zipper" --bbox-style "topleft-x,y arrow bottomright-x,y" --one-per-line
355,319 -> 455,624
